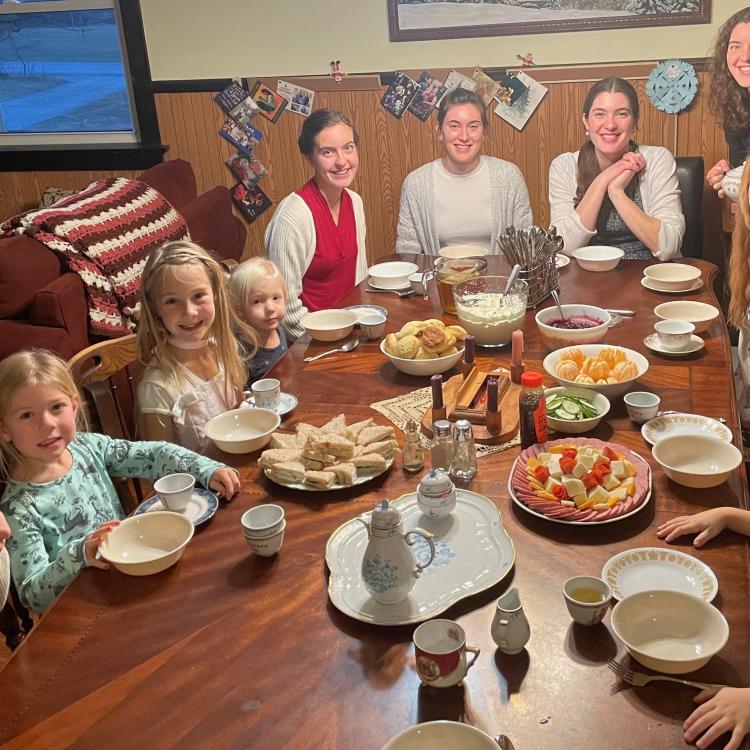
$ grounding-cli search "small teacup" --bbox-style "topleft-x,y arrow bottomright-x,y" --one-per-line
413,618 -> 480,687
241,504 -> 285,538
654,320 -> 695,351
359,313 -> 387,340
623,391 -> 661,424
245,520 -> 286,556
409,272 -> 430,296
154,473 -> 195,513
251,378 -> 281,410
563,576 -> 612,626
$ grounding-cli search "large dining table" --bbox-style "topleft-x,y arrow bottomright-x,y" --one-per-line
1,256 -> 748,750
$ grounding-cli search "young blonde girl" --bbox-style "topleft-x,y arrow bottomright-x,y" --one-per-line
137,240 -> 257,450
230,258 -> 288,384
0,350 -> 239,613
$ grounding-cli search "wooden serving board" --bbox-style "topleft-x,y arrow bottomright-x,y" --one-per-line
421,368 -> 521,445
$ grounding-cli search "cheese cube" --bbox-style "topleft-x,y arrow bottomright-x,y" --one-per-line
548,457 -> 563,479
578,454 -> 595,470
623,459 -> 637,477
572,492 -> 588,507
610,460 -> 627,480
537,452 -> 551,465
621,477 -> 636,496
587,485 -> 609,505
603,473 -> 620,491
607,487 -> 628,506
545,476 -> 562,494
579,446 -> 593,457
562,476 -> 585,497
549,445 -> 566,454
561,500 -> 575,507
572,461 -> 587,479
592,503 -> 610,511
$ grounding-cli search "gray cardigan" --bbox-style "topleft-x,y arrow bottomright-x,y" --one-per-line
395,156 -> 533,255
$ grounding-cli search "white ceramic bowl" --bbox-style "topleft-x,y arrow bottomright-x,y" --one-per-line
205,408 -> 280,454
654,300 -> 720,334
544,386 -> 610,435
301,309 -> 358,342
368,261 -> 418,290
572,246 -> 624,272
100,512 -> 194,576
437,244 -> 489,260
543,343 -> 649,399
535,304 -> 611,350
611,590 -> 729,674
651,433 -> 742,488
382,721 -> 499,750
643,263 -> 702,291
379,339 -> 464,377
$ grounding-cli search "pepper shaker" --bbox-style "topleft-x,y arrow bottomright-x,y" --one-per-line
451,419 -> 477,480
430,419 -> 453,473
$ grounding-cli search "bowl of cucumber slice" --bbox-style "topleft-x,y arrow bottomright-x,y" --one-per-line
545,386 -> 610,435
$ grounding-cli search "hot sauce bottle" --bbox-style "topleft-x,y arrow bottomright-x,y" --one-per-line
519,371 -> 548,448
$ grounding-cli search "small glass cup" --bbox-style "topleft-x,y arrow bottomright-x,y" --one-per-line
427,257 -> 488,315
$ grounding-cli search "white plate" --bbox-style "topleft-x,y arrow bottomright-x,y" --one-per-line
556,254 -> 571,268
134,488 -> 218,527
643,333 -> 705,356
602,547 -> 718,602
344,304 -> 388,323
325,489 -> 515,625
641,277 -> 704,294
367,279 -> 411,291
242,392 -> 298,417
263,456 -> 393,492
641,413 -> 733,446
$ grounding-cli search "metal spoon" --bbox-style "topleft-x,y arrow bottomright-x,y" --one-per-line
365,285 -> 414,298
495,735 -> 516,750
550,289 -> 566,322
303,338 -> 359,363
504,263 -> 521,296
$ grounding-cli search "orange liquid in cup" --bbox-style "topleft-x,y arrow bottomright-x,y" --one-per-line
434,258 -> 488,315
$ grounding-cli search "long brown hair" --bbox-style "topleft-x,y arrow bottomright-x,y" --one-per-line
729,165 -> 750,328
709,7 -> 750,134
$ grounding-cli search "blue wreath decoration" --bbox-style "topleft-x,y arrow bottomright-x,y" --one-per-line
646,59 -> 698,114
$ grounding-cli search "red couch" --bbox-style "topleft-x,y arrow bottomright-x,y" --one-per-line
0,160 -> 246,360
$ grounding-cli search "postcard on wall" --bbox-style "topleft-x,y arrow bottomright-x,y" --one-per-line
277,80 -> 315,117
381,71 -> 419,119
229,96 -> 260,133
247,80 -> 288,123
231,182 -> 272,223
219,120 -> 262,157
494,73 -> 529,107
408,71 -> 447,121
442,69 -> 477,96
472,68 -> 500,107
493,71 -> 547,131
226,152 -> 267,187
214,80 -> 248,114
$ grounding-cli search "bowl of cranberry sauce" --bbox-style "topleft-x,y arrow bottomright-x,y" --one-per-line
535,304 -> 611,350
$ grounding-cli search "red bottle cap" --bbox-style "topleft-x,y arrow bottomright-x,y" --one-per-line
521,371 -> 543,388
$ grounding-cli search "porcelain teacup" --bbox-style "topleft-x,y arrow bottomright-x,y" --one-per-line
654,320 -> 695,351
154,473 -> 195,513
563,575 -> 612,626
413,619 -> 479,687
360,313 -> 387,340
251,378 -> 281,411
623,391 -> 661,424
245,520 -> 286,556
242,504 -> 285,538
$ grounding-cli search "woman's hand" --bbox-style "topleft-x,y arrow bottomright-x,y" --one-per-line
84,520 -> 121,569
607,151 -> 646,194
683,687 -> 750,750
209,467 -> 241,501
706,159 -> 731,198
656,508 -> 729,547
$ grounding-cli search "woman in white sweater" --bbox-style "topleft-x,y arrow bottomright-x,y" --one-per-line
548,77 -> 685,261
396,88 -> 532,256
265,109 -> 367,340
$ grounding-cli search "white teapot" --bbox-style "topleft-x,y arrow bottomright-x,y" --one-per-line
359,499 -> 435,604
721,163 -> 744,202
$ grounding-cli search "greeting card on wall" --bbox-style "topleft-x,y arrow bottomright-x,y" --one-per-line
472,68 -> 500,107
231,182 -> 272,223
248,80 -> 288,123
409,71 -> 446,121
277,80 -> 315,117
230,97 -> 260,134
442,69 -> 477,97
493,71 -> 547,131
381,71 -> 419,118
215,81 -> 248,114
227,152 -> 267,187
219,120 -> 262,157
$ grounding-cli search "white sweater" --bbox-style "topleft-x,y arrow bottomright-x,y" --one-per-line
548,145 -> 685,261
264,189 -> 368,339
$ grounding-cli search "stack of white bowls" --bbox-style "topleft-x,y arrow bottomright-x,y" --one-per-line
241,504 -> 286,556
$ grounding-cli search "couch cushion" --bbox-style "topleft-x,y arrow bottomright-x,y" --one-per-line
139,159 -> 197,210
181,186 -> 247,262
0,318 -> 76,360
0,235 -> 62,318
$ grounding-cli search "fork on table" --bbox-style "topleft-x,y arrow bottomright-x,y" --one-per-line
608,659 -> 727,691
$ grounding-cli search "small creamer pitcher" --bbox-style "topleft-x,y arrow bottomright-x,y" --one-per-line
491,586 -> 530,655
359,499 -> 435,605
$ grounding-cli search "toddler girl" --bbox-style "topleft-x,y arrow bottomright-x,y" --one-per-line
137,240 -> 257,450
230,258 -> 288,384
0,349 -> 239,614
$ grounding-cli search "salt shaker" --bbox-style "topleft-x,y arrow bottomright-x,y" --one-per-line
451,419 -> 477,480
402,419 -> 425,473
430,420 -> 453,473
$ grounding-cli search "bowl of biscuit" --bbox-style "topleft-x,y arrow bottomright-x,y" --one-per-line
380,318 -> 466,376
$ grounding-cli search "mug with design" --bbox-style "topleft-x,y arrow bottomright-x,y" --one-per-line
251,378 -> 281,410
413,618 -> 480,687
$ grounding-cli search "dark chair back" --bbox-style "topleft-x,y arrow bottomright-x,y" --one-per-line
675,156 -> 704,259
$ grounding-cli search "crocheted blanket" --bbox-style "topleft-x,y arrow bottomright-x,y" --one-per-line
0,177 -> 189,338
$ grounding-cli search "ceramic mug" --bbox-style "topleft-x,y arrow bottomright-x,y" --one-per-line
409,271 -> 431,296
251,378 -> 281,410
623,391 -> 661,424
654,320 -> 695,351
360,313 -> 387,340
244,520 -> 286,556
154,473 -> 195,513
413,619 -> 480,687
563,575 -> 612,626
241,504 -> 285,538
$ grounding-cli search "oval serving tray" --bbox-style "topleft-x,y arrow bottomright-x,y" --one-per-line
325,489 -> 515,625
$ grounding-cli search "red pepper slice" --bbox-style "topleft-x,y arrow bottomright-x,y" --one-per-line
559,457 -> 576,476
562,448 -> 578,460
602,446 -> 618,461
582,471 -> 599,490
552,484 -> 568,501
533,465 -> 550,483
594,460 -> 612,476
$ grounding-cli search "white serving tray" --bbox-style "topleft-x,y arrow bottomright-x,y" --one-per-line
325,490 -> 515,626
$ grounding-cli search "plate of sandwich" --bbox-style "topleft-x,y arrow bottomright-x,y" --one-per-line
258,414 -> 397,491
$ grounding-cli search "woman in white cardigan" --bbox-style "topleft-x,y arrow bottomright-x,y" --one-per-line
265,109 -> 367,340
396,88 -> 532,256
548,77 -> 685,261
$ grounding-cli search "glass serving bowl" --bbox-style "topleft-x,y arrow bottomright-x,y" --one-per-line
429,257 -> 489,315
453,275 -> 529,347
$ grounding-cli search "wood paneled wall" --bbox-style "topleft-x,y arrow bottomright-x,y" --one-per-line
0,62 -> 728,267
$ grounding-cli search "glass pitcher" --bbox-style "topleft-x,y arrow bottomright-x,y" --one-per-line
426,257 -> 488,315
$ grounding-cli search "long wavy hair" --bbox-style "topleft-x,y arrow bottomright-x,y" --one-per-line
709,7 -> 750,134
137,240 -> 256,402
729,165 -> 750,329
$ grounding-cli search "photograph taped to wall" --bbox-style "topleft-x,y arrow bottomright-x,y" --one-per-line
441,69 -> 477,102
277,80 -> 315,117
472,68 -> 500,107
248,80 -> 288,123
215,81 -> 249,114
494,71 -> 547,131
387,0 -> 711,42
231,182 -> 272,223
229,97 -> 260,133
227,152 -> 267,187
495,73 -> 528,107
381,71 -> 419,119
219,120 -> 262,157
409,71 -> 447,121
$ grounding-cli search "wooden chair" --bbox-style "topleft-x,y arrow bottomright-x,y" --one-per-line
675,156 -> 705,259
68,334 -> 145,513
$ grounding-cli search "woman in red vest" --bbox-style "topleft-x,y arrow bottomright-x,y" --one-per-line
265,109 -> 367,339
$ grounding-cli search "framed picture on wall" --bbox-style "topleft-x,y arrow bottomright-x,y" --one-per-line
387,1 -> 711,42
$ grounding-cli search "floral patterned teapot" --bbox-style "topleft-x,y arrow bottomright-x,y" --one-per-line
358,499 -> 436,604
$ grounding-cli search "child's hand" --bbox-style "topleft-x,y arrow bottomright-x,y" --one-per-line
656,509 -> 728,547
85,520 -> 121,569
209,467 -> 240,501
684,687 -> 750,750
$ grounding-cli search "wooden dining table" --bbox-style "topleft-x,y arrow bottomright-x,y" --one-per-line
1,256 -> 748,750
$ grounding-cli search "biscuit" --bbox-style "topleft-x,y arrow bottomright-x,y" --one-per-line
414,346 -> 437,360
445,324 -> 468,342
419,325 -> 448,353
395,334 -> 420,359
383,333 -> 400,356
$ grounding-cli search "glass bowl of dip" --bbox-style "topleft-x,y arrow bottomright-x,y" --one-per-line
453,276 -> 528,347
535,303 -> 611,350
